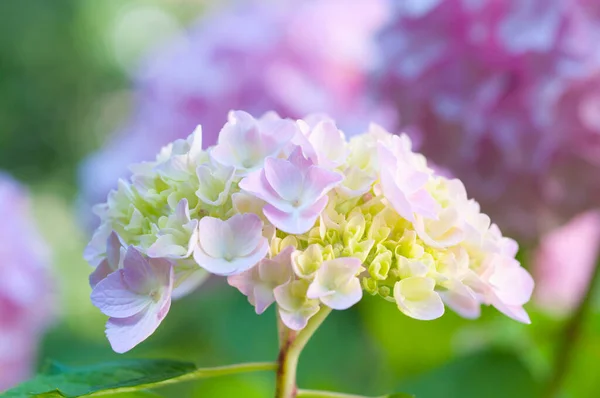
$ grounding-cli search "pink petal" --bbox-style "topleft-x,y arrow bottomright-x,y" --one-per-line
91,270 -> 152,318
258,246 -> 294,284
197,217 -> 231,258
439,281 -> 481,319
253,284 -> 276,314
227,269 -> 257,297
263,196 -> 328,234
105,300 -> 171,353
380,168 -> 415,221
489,262 -> 534,306
301,166 -> 343,204
89,259 -> 116,288
227,213 -> 266,257
122,248 -> 157,294
409,188 -> 440,220
194,238 -> 268,276
287,145 -> 314,170
308,120 -> 347,167
106,232 -> 122,269
492,299 -> 531,324
278,307 -> 318,331
264,157 -> 304,202
239,170 -> 293,212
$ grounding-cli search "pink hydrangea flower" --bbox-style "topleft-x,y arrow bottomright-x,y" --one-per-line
470,253 -> 535,324
239,147 -> 343,234
374,0 -> 600,241
193,213 -> 269,276
85,110 -> 534,351
80,0 -> 391,220
91,247 -> 174,353
533,210 -> 600,315
211,111 -> 297,174
227,246 -> 294,314
306,257 -> 363,310
274,280 -> 320,331
0,174 -> 54,390
378,135 -> 440,222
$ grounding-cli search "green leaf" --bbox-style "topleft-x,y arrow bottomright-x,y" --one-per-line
1,360 -> 276,398
397,350 -> 541,398
2,359 -> 193,397
385,394 -> 415,398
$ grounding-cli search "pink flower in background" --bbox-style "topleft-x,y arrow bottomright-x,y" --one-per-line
0,173 -> 54,390
80,0 -> 391,214
533,211 -> 600,316
374,0 -> 600,241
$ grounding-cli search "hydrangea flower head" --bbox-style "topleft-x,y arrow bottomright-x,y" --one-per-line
86,111 -> 533,352
374,0 -> 600,240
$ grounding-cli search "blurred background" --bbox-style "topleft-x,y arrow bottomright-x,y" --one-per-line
1,0 -> 599,397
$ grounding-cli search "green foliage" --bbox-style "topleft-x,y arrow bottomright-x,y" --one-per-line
1,359 -> 195,397
0,0 -> 125,189
398,350 -> 541,398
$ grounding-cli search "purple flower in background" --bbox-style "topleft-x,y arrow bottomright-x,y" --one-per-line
374,0 -> 600,241
0,173 -> 54,390
80,0 -> 391,215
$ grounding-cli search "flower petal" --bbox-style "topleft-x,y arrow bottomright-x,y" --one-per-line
226,213 -> 266,257
319,278 -> 362,310
263,196 -> 327,234
264,157 -> 304,202
105,300 -> 171,354
91,270 -> 152,318
394,277 -> 445,320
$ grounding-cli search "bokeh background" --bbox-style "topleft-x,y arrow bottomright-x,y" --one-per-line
1,0 -> 599,397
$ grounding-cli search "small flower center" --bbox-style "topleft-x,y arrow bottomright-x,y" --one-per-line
149,290 -> 161,303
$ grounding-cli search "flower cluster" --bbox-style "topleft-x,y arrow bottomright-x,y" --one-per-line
80,0 -> 391,218
86,111 -> 533,353
374,0 -> 600,241
0,174 -> 54,390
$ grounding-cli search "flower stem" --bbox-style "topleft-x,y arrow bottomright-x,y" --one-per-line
275,306 -> 333,398
86,362 -> 277,396
542,260 -> 600,398
297,389 -> 380,398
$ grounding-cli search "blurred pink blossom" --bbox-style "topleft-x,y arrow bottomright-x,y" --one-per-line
533,210 -> 600,315
81,0 -> 391,212
374,0 -> 600,241
0,174 -> 54,390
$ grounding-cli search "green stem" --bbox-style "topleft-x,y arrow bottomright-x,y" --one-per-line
278,310 -> 296,350
275,306 -> 333,398
85,362 -> 277,396
542,260 -> 600,398
297,389 -> 380,398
